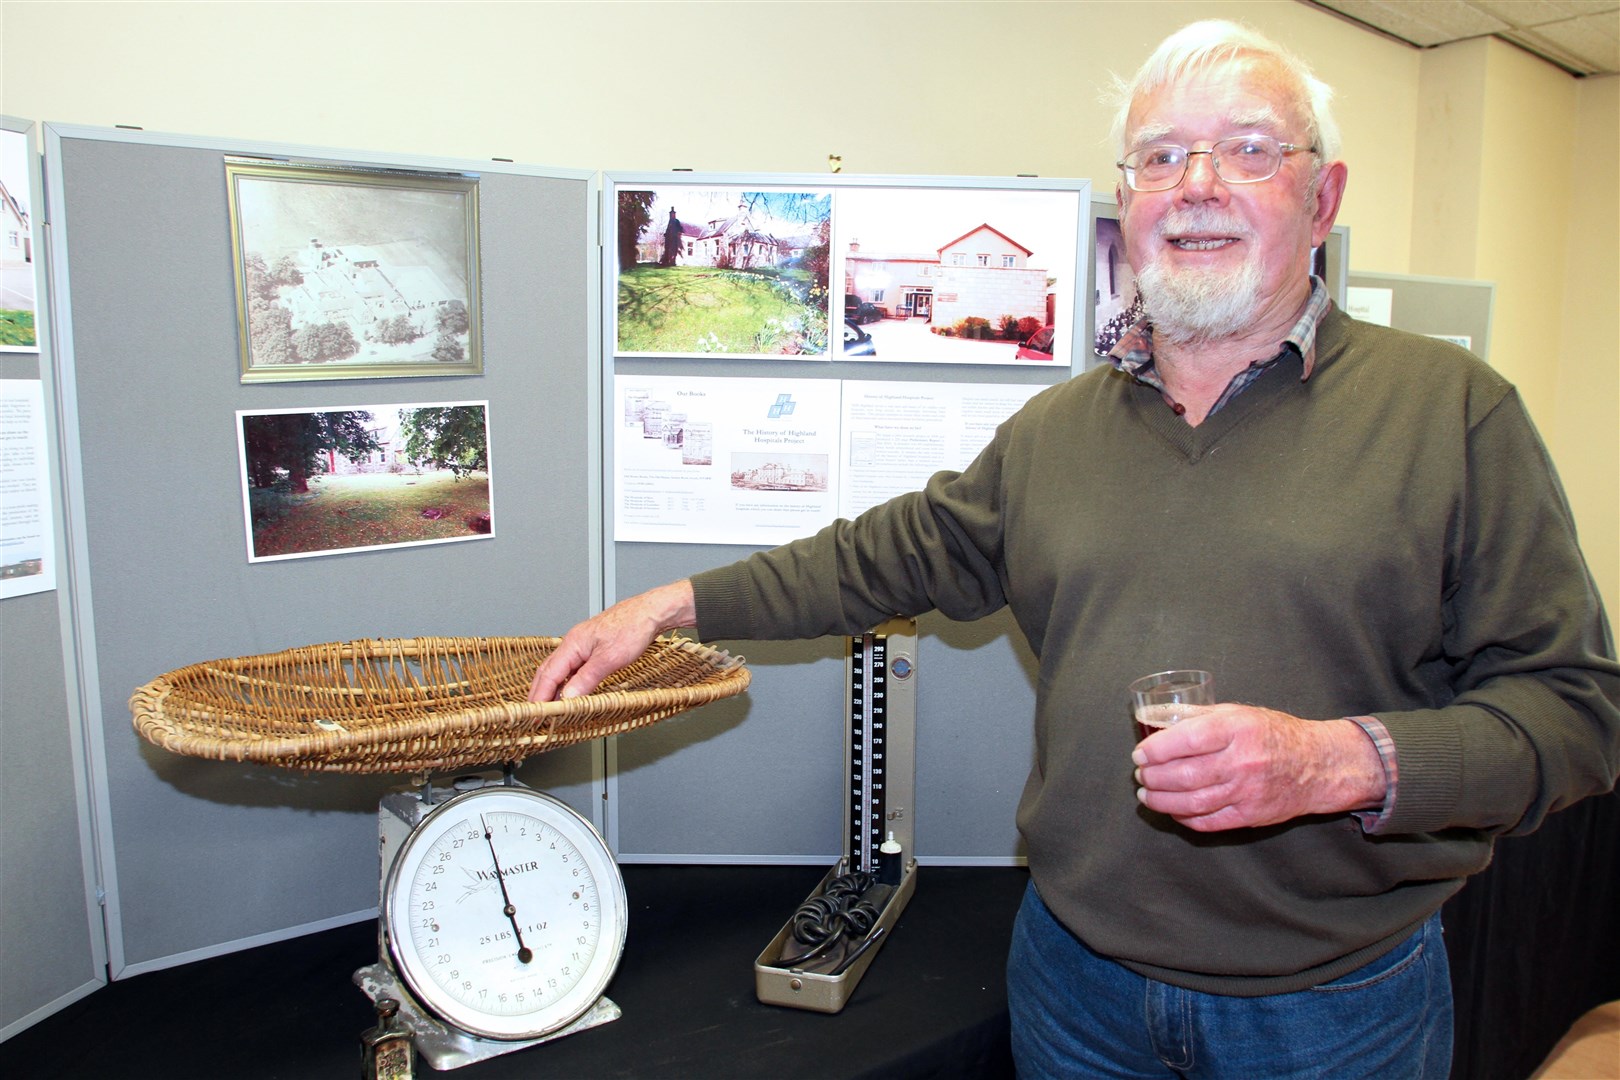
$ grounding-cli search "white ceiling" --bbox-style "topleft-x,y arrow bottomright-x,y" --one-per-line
1305,0 -> 1619,76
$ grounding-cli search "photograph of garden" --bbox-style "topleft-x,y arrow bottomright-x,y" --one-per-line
0,129 -> 36,351
237,401 -> 492,562
227,161 -> 481,380
833,186 -> 1081,366
614,186 -> 831,358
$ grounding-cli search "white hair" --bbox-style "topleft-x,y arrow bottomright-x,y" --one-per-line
1107,20 -> 1341,162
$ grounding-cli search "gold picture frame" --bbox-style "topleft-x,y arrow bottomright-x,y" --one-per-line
226,157 -> 482,382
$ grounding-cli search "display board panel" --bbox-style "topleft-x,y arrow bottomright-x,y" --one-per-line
604,169 -> 1090,864
0,112 -> 109,1042
610,542 -> 1035,866
44,126 -> 600,975
1346,270 -> 1494,362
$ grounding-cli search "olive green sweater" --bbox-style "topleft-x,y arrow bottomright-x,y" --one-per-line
691,307 -> 1620,995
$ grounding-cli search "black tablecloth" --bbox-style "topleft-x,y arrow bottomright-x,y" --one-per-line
1443,788 -> 1620,1080
9,865 -> 1026,1080
12,790 -> 1620,1080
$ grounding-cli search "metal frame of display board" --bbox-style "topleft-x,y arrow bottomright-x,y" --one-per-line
0,113 -> 110,1043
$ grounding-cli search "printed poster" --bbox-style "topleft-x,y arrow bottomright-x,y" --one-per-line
1,380 -> 56,598
839,380 -> 1046,518
615,375 -> 840,544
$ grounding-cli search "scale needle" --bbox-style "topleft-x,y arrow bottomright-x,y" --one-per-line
481,815 -> 534,964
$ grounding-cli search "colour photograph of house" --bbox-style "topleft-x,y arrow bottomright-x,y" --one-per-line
0,129 -> 36,350
834,187 -> 1082,366
844,223 -> 1049,328
615,186 -> 832,357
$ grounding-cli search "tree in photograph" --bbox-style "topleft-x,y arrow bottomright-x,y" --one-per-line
436,299 -> 470,336
399,405 -> 487,478
802,217 -> 831,312
431,332 -> 465,364
739,190 -> 832,308
294,321 -> 360,363
242,252 -> 280,304
661,208 -> 683,266
248,298 -> 296,364
271,254 -> 304,287
740,191 -> 828,226
241,410 -> 382,493
617,190 -> 656,269
374,314 -> 418,345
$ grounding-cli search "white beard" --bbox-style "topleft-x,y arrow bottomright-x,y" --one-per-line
1133,208 -> 1264,344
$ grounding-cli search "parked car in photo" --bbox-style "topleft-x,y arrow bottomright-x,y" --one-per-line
844,294 -> 886,325
1014,325 -> 1056,361
843,320 -> 876,356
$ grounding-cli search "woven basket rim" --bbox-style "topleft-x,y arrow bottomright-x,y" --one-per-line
130,634 -> 749,775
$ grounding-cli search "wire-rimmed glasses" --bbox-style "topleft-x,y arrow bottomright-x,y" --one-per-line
1117,135 -> 1317,192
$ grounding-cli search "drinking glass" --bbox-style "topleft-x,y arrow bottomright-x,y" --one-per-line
1129,669 -> 1214,742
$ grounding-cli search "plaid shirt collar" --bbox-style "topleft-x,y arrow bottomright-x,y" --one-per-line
1108,277 -> 1331,414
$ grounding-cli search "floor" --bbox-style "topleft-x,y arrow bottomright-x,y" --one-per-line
1532,999 -> 1620,1079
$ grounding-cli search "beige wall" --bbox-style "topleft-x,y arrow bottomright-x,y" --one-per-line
0,1 -> 1422,266
1555,75 -> 1620,611
2,0 -> 1613,608
1411,37 -> 1619,614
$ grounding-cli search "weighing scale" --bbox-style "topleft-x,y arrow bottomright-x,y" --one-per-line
755,617 -> 919,1012
130,634 -> 749,1070
354,767 -> 628,1071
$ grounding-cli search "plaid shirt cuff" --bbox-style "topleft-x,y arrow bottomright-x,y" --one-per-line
1346,715 -> 1398,834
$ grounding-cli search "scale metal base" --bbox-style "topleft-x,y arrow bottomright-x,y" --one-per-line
354,963 -> 620,1071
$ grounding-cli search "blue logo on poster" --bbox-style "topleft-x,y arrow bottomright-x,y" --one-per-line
767,393 -> 797,419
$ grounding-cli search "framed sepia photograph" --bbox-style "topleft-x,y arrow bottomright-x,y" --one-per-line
236,401 -> 493,563
226,158 -> 483,382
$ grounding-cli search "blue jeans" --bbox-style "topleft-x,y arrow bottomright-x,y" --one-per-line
1007,883 -> 1453,1079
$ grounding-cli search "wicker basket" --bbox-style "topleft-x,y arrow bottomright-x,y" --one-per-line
130,635 -> 749,774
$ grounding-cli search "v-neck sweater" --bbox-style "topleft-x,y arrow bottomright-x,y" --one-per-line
690,306 -> 1620,995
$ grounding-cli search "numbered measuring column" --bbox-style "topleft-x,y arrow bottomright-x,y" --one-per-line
846,618 -> 917,878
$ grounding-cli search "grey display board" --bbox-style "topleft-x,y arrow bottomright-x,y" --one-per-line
603,172 -> 1092,864
43,126 -> 600,975
0,114 -> 107,1041
1347,270 -> 1494,362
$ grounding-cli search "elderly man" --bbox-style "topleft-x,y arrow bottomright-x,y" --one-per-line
532,21 -> 1620,1078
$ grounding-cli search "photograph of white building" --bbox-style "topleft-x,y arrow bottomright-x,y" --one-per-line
834,187 -> 1081,366
0,128 -> 36,350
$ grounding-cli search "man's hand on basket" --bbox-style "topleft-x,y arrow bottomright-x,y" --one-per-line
528,580 -> 698,702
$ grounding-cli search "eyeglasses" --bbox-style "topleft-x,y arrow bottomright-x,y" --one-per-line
1117,135 -> 1317,192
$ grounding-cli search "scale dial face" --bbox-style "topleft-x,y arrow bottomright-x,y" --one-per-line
382,785 -> 627,1041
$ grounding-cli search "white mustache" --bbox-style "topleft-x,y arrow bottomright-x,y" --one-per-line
1155,208 -> 1254,240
